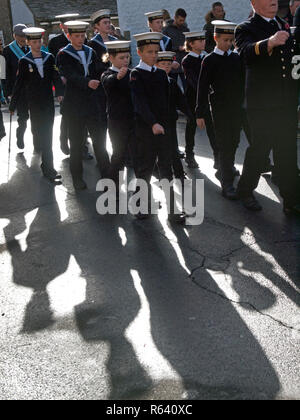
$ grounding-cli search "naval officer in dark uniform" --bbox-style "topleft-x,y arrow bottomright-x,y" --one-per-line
9,28 -> 64,182
2,24 -> 30,150
235,0 -> 300,215
57,21 -> 110,190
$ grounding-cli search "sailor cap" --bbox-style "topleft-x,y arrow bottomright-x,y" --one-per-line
157,51 -> 176,62
55,14 -> 80,24
105,40 -> 131,53
91,10 -> 111,24
65,21 -> 90,34
145,11 -> 164,22
212,20 -> 237,34
133,32 -> 163,47
23,27 -> 45,40
184,31 -> 206,41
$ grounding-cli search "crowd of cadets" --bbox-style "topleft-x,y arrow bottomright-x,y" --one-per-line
1,7 -> 300,222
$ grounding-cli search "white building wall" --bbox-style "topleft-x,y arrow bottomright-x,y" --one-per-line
117,0 -> 251,64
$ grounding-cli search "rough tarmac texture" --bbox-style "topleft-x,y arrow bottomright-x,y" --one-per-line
0,108 -> 299,400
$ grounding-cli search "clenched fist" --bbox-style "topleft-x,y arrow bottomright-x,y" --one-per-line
88,80 -> 100,90
117,67 -> 128,80
152,123 -> 165,136
269,31 -> 290,49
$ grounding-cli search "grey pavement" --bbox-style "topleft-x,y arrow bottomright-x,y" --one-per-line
0,107 -> 299,400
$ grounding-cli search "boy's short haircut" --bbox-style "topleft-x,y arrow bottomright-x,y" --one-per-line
175,8 -> 187,18
137,45 -> 146,53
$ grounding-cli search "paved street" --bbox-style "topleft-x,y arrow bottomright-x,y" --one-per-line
0,107 -> 299,400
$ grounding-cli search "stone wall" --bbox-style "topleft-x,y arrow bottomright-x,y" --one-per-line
0,0 -> 13,45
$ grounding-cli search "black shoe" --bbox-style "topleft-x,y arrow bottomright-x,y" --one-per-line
17,137 -> 24,150
82,151 -> 94,161
178,151 -> 185,159
60,140 -> 70,156
261,164 -> 274,174
222,186 -> 238,201
0,131 -> 6,141
241,196 -> 263,212
168,212 -> 187,224
283,204 -> 300,217
185,156 -> 199,169
73,179 -> 87,191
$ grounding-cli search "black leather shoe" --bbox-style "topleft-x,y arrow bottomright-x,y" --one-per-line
261,164 -> 274,174
73,179 -> 87,191
17,137 -> 24,150
222,186 -> 238,201
241,196 -> 263,212
178,151 -> 185,159
283,204 -> 300,217
185,156 -> 199,169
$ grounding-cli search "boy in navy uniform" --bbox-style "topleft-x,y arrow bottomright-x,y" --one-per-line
57,21 -> 110,190
145,11 -> 173,51
130,32 -> 186,223
2,24 -> 30,150
182,31 -> 218,169
48,13 -> 79,156
156,50 -> 192,182
196,21 -> 243,200
101,41 -> 138,193
9,28 -> 64,182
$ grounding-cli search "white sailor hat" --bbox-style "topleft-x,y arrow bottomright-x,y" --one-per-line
212,20 -> 237,34
55,14 -> 80,23
23,27 -> 45,40
91,9 -> 111,24
65,21 -> 90,34
184,31 -> 206,41
105,40 -> 131,53
145,11 -> 164,22
157,51 -> 176,62
134,32 -> 163,47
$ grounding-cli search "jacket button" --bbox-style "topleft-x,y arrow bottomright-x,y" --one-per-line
281,58 -> 285,61
282,66 -> 286,70
283,74 -> 286,78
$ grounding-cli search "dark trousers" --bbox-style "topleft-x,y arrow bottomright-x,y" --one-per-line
238,107 -> 300,207
16,99 -> 29,143
169,72 -> 186,91
185,109 -> 219,159
0,106 -> 5,136
60,111 -> 69,143
68,115 -> 109,181
137,129 -> 173,185
108,118 -> 137,186
170,121 -> 185,178
30,107 -> 55,173
213,107 -> 242,188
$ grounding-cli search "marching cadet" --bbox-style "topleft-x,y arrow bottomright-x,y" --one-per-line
101,40 -> 137,194
196,21 -> 243,200
48,14 -> 79,57
48,13 -> 79,156
130,32 -> 186,224
9,28 -> 64,182
145,11 -> 173,51
182,31 -> 219,169
48,13 -> 92,160
2,24 -> 31,150
156,50 -> 192,182
88,9 -> 118,66
56,21 -> 110,191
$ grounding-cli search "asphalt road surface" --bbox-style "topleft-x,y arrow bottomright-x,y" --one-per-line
0,107 -> 299,400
